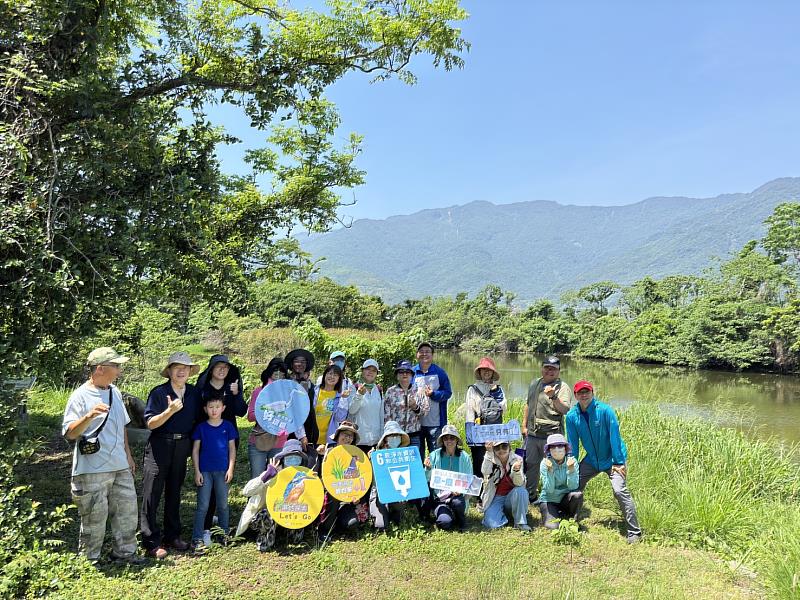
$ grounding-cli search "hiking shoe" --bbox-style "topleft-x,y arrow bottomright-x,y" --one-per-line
202,530 -> 213,547
626,533 -> 642,544
515,524 -> 532,532
147,547 -> 168,560
110,553 -> 147,566
192,540 -> 208,555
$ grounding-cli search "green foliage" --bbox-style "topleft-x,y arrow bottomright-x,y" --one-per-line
294,318 -> 420,387
550,519 -> 582,547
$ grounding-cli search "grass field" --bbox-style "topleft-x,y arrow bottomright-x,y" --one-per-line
16,386 -> 800,599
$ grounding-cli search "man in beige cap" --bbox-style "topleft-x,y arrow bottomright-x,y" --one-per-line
62,347 -> 144,564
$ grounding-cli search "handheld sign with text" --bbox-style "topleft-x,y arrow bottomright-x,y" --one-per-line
255,379 -> 310,436
430,468 -> 483,496
266,466 -> 324,529
322,445 -> 372,502
372,446 -> 429,504
469,419 -> 522,444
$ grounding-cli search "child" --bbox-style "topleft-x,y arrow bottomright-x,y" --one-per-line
538,433 -> 583,529
317,421 -> 369,542
191,389 -> 238,552
235,439 -> 313,551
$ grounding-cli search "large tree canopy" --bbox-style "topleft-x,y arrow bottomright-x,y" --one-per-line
0,0 -> 468,377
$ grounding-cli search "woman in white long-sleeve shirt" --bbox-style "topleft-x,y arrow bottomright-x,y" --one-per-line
346,359 -> 383,452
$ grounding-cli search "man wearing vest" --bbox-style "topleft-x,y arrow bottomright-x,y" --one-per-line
522,355 -> 574,503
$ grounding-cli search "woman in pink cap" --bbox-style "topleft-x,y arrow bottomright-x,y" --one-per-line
464,357 -> 506,492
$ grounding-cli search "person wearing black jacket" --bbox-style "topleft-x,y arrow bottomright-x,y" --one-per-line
195,354 -> 247,540
284,348 -> 319,463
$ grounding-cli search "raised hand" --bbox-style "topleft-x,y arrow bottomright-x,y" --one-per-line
229,381 -> 239,396
166,395 -> 183,414
87,403 -> 110,419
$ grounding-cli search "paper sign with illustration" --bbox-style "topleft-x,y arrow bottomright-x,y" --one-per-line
372,446 -> 429,504
266,466 -> 324,529
322,444 -> 373,502
255,379 -> 310,436
469,419 -> 522,444
429,468 -> 483,496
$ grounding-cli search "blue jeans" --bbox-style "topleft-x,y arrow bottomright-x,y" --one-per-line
482,486 -> 529,529
407,432 -> 424,457
192,471 -> 229,541
421,426 -> 442,456
248,443 -> 281,479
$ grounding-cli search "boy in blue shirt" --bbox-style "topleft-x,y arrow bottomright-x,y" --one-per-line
191,389 -> 238,551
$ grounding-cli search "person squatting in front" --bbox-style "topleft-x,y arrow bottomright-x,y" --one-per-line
423,424 -> 473,531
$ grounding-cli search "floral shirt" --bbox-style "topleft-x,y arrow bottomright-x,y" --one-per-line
383,384 -> 430,434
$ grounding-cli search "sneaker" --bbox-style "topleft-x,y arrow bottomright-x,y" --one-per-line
202,530 -> 213,547
626,533 -> 642,544
110,553 -> 147,566
515,524 -> 532,532
192,540 -> 207,555
147,547 -> 168,560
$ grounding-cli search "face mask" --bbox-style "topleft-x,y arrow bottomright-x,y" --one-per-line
549,447 -> 566,461
333,359 -> 345,370
283,455 -> 302,468
386,436 -> 402,449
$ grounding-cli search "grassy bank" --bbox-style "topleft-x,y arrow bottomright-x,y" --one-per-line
14,388 -> 800,598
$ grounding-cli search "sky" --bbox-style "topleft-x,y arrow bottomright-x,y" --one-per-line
214,0 -> 800,223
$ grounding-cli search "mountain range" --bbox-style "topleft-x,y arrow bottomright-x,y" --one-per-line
299,177 -> 800,304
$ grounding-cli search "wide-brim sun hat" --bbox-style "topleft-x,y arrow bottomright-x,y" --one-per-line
160,351 -> 199,378
377,420 -> 410,449
284,348 -> 315,372
436,424 -> 462,447
274,439 -> 308,464
330,420 -> 360,445
543,433 -> 572,454
473,357 -> 500,381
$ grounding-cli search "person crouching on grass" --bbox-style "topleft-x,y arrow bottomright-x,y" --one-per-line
235,439 -> 312,552
316,421 -> 369,542
191,388 -> 238,553
480,440 -> 531,531
538,433 -> 583,529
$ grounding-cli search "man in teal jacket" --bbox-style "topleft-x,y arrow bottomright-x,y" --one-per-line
565,380 -> 642,543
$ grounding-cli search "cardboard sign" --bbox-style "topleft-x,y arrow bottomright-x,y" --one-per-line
322,444 -> 372,502
372,446 -> 429,504
255,379 -> 311,436
469,419 -> 522,444
266,466 -> 324,529
430,468 -> 483,496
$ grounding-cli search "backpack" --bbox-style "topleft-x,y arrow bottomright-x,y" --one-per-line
471,384 -> 503,425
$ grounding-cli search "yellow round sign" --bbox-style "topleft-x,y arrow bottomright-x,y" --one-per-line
265,466 -> 324,529
321,444 -> 373,502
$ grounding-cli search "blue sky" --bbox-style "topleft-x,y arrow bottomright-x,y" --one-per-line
215,0 -> 800,222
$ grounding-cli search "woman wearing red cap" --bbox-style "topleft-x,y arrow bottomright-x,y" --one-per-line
464,357 -> 506,495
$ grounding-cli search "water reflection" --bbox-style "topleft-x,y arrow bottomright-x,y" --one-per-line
435,351 -> 800,443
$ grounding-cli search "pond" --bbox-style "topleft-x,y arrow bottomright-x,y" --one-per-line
434,351 -> 800,445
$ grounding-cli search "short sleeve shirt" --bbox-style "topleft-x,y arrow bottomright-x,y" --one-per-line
192,420 -> 238,472
62,383 -> 130,476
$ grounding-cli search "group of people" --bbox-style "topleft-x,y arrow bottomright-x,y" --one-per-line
61,343 -> 641,565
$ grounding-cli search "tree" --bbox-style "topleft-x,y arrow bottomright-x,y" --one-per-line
1,0 -> 469,379
763,202 -> 800,271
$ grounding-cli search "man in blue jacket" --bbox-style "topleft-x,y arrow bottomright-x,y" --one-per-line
566,379 -> 642,543
413,342 -> 452,456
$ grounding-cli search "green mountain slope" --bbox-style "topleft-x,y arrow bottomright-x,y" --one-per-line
300,177 -> 800,303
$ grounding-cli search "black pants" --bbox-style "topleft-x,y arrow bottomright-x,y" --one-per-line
468,445 -> 486,480
140,435 -> 191,549
539,491 -> 584,529
204,437 -> 240,531
319,497 -> 360,535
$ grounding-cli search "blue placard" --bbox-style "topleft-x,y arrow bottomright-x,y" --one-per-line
372,447 -> 430,504
468,419 -> 522,444
255,379 -> 311,436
